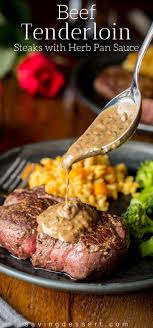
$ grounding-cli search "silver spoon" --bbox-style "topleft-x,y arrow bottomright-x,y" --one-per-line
63,23 -> 153,170
101,21 -> 153,148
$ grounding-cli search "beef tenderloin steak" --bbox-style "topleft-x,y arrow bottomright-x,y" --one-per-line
0,187 -> 60,259
32,211 -> 129,280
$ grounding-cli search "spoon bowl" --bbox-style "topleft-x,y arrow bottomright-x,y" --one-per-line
101,84 -> 141,152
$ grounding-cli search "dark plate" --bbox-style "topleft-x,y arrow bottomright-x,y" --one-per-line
0,139 -> 153,295
72,52 -> 153,133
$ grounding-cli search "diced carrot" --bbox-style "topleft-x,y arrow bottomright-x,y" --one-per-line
94,182 -> 107,195
70,167 -> 88,180
105,166 -> 114,174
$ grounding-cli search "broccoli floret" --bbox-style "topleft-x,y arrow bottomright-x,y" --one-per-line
139,237 -> 153,257
123,199 -> 153,240
147,194 -> 153,215
134,187 -> 153,214
136,161 -> 153,189
123,160 -> 153,258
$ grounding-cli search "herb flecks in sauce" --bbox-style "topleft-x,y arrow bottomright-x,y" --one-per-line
62,101 -> 138,171
37,200 -> 98,242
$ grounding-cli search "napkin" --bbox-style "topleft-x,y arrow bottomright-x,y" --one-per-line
0,297 -> 32,328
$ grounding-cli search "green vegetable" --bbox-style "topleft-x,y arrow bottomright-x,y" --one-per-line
136,161 -> 153,189
139,237 -> 153,257
134,187 -> 153,214
123,160 -> 153,258
123,199 -> 153,241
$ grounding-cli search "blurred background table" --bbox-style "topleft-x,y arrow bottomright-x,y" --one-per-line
0,77 -> 152,151
0,77 -> 153,328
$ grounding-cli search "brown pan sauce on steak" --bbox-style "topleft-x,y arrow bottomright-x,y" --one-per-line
37,199 -> 98,242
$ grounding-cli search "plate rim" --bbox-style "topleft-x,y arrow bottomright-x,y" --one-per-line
1,262 -> 153,295
0,138 -> 153,295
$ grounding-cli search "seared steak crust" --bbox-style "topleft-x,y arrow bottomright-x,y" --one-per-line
4,186 -> 63,206
0,187 -> 60,259
32,211 -> 129,280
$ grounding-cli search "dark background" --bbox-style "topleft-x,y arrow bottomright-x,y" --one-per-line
25,0 -> 153,46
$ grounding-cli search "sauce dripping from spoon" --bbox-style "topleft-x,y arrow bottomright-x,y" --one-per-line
65,167 -> 70,208
62,100 -> 139,205
38,98 -> 139,241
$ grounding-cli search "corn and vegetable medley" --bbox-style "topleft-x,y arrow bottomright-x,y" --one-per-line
27,155 -> 139,211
